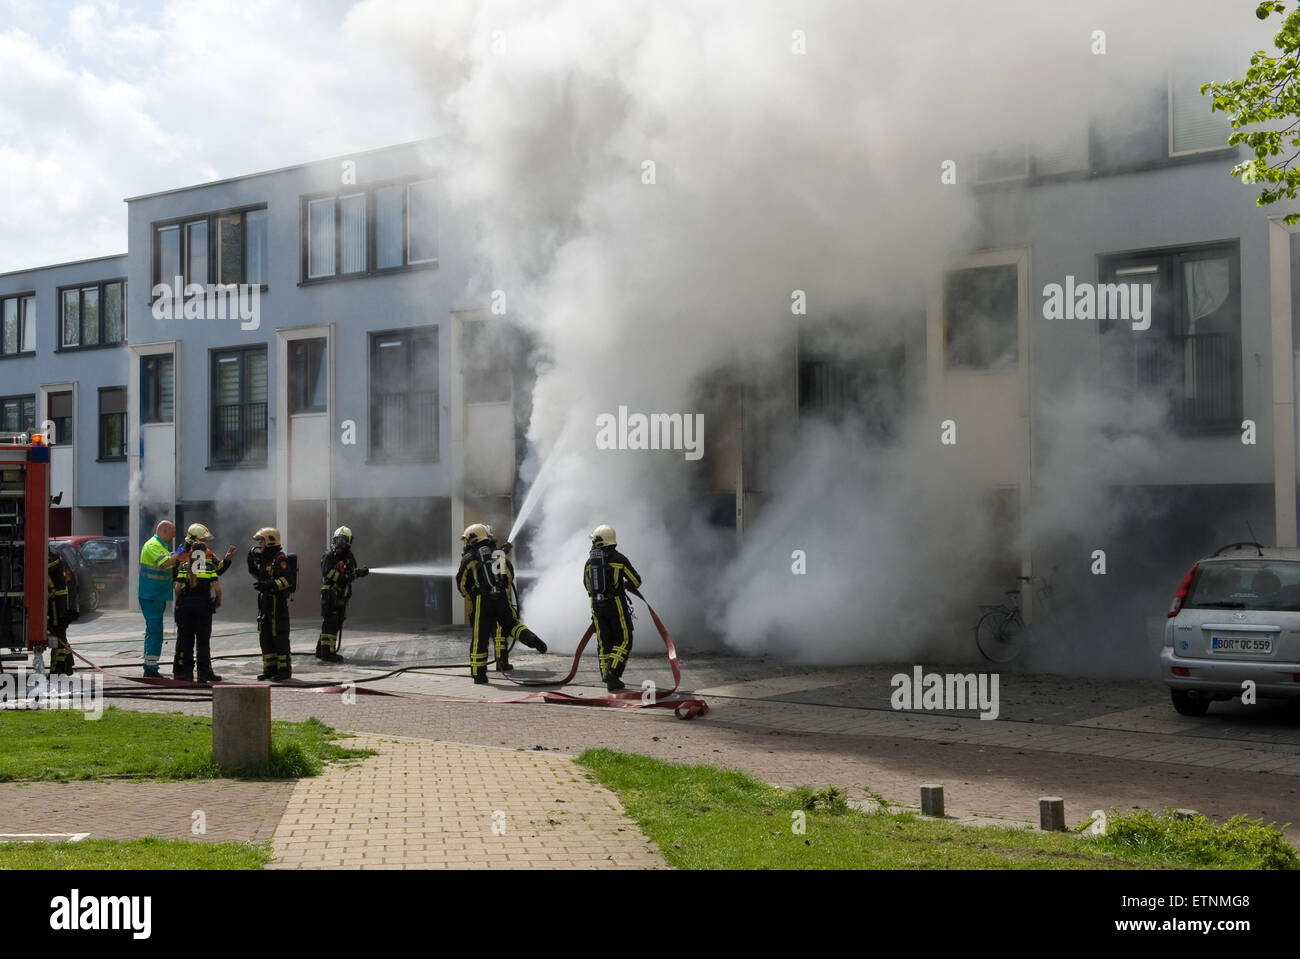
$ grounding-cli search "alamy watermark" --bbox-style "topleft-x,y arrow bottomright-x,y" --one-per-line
1042,276 -> 1150,330
0,668 -> 103,720
890,666 -> 999,721
595,405 -> 704,461
151,276 -> 260,330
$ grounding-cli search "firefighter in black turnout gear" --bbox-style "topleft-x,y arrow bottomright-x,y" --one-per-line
456,524 -> 547,684
316,526 -> 369,663
248,527 -> 294,681
46,545 -> 75,676
584,525 -> 641,692
172,523 -> 236,682
489,534 -> 545,673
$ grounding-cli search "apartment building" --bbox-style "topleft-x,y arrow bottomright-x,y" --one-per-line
0,254 -> 130,537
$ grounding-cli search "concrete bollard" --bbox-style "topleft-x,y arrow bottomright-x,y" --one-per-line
212,684 -> 271,770
1039,797 -> 1066,831
920,784 -> 945,817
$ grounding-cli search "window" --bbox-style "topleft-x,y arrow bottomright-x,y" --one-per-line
210,346 -> 268,465
369,328 -> 437,461
0,395 -> 35,434
1169,73 -> 1233,156
142,355 -> 174,424
943,265 -> 1019,370
303,178 -> 437,281
153,207 -> 267,290
98,387 -> 126,459
1099,242 -> 1241,433
1,294 -> 35,356
288,338 -> 327,414
58,280 -> 125,349
48,391 -> 72,445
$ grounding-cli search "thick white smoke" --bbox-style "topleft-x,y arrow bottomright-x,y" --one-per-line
370,0 -> 1277,666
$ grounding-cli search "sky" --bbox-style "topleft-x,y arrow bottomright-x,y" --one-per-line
0,0 -> 433,270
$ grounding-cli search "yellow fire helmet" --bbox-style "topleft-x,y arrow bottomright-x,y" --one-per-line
591,524 -> 616,547
186,523 -> 212,545
253,526 -> 281,548
463,523 -> 490,546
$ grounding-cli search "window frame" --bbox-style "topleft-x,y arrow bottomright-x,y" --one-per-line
0,292 -> 36,357
97,386 -> 127,461
367,326 -> 439,463
55,279 -> 125,352
141,354 -> 175,425
151,205 -> 269,297
48,390 -> 73,446
288,337 -> 328,415
1098,239 -> 1243,435
1167,73 -> 1236,159
300,177 -> 438,284
209,344 -> 269,469
0,394 -> 36,435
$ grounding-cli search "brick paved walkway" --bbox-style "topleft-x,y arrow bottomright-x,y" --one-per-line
268,734 -> 666,869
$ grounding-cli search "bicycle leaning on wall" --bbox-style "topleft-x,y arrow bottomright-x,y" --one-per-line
973,569 -> 1058,663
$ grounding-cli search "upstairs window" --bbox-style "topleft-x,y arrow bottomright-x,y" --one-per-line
58,280 -> 125,349
153,207 -> 267,291
1,294 -> 35,356
303,179 -> 437,281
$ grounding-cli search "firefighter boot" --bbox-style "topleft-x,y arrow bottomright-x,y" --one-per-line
271,653 -> 292,682
517,628 -> 547,654
172,650 -> 194,683
257,653 -> 276,682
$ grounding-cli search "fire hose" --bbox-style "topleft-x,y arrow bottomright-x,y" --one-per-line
53,588 -> 708,718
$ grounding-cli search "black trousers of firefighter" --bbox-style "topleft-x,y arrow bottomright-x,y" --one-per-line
470,590 -> 537,678
174,603 -> 215,680
591,595 -> 634,683
258,595 -> 292,678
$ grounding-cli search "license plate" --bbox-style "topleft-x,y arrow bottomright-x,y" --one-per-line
1210,635 -> 1273,654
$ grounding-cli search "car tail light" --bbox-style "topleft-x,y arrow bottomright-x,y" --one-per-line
1168,563 -> 1198,618
1172,667 -> 1190,677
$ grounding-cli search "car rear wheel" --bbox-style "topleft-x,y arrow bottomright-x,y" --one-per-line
85,587 -> 100,612
1170,689 -> 1211,717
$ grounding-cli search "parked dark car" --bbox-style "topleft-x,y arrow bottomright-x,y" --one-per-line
48,540 -> 98,615
51,536 -> 131,609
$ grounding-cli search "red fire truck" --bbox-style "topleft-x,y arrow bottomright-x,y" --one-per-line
0,435 -> 52,668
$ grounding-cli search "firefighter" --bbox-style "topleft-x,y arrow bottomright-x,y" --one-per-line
46,544 -> 75,676
491,537 -> 545,673
139,519 -> 185,678
584,524 -> 641,692
316,526 -> 369,663
456,524 -> 546,684
247,527 -> 294,681
171,524 -> 236,682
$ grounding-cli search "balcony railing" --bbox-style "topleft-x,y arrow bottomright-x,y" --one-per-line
1131,332 -> 1240,432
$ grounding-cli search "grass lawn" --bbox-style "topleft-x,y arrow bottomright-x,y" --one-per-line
0,838 -> 271,870
0,708 -> 373,781
577,748 -> 1298,870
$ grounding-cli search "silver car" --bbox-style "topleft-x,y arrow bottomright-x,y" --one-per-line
1161,543 -> 1300,716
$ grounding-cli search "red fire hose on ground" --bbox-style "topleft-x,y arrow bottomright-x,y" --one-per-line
64,588 -> 708,719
